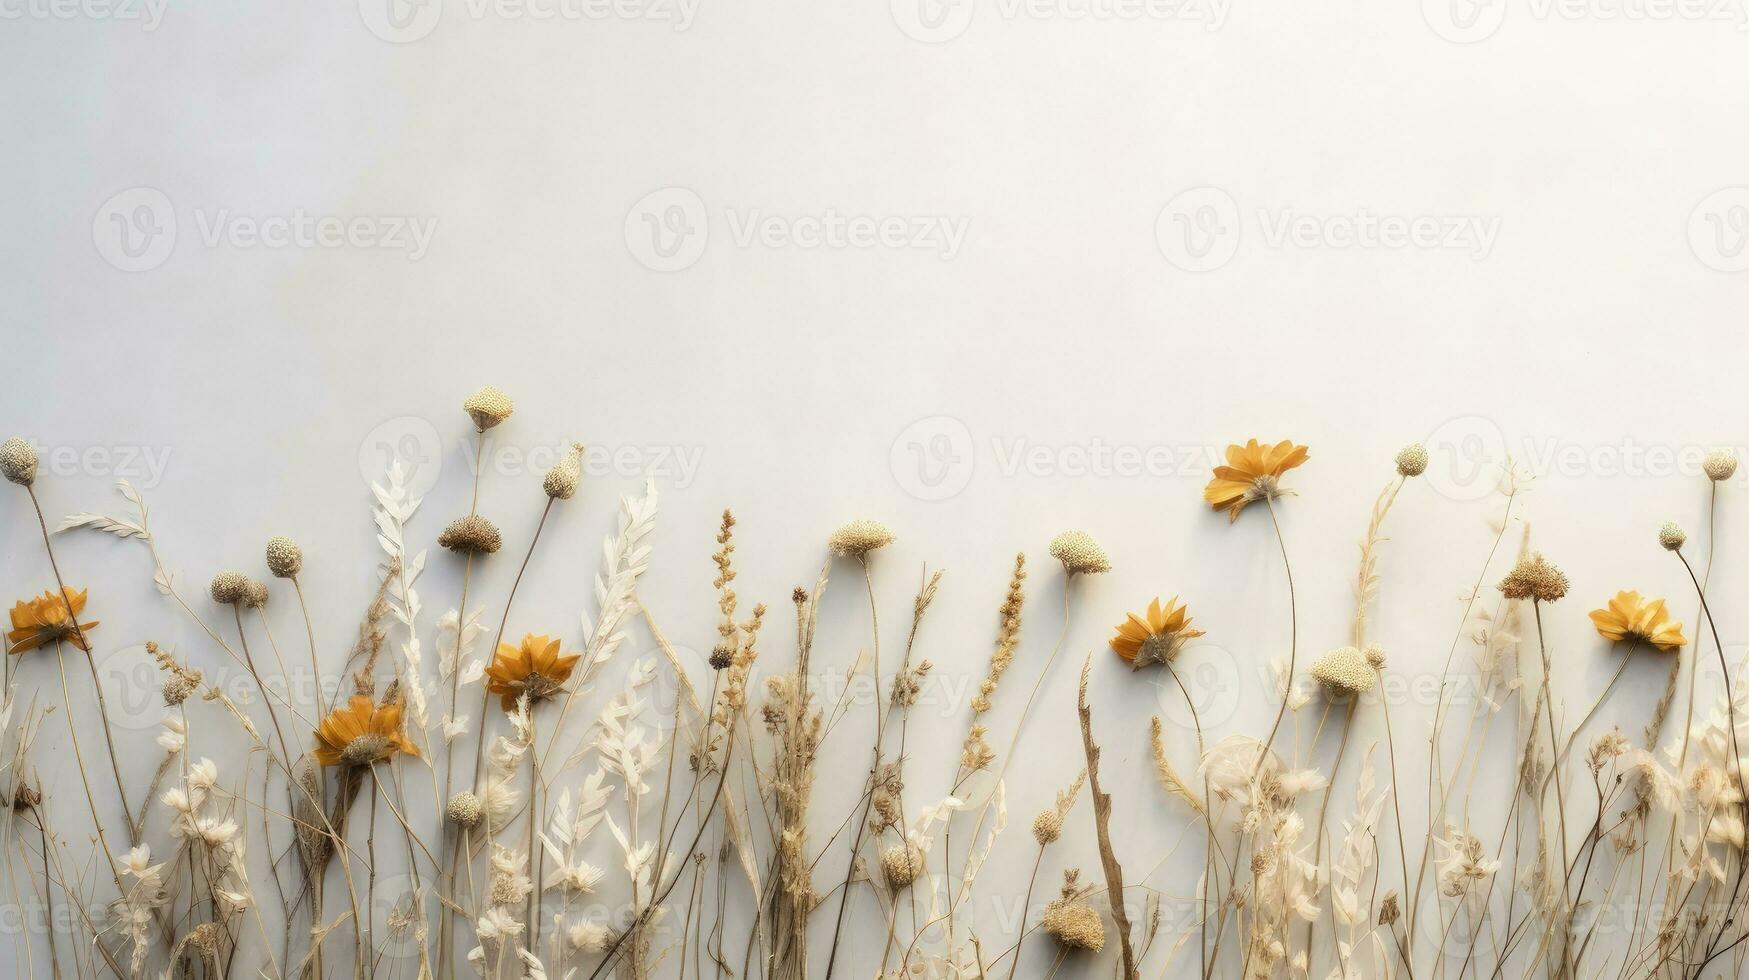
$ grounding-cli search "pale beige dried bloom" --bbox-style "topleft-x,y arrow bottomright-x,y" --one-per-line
1041,871 -> 1106,952
447,791 -> 483,827
0,438 -> 37,486
827,518 -> 894,557
1395,443 -> 1429,477
1378,891 -> 1400,925
543,442 -> 584,499
265,536 -> 302,578
1049,530 -> 1111,575
242,579 -> 269,609
439,515 -> 502,555
1497,552 -> 1568,602
959,724 -> 994,773
1032,769 -> 1087,845
210,571 -> 250,605
1363,644 -> 1386,670
1312,646 -> 1375,696
880,844 -> 923,888
1704,449 -> 1737,482
1659,521 -> 1686,552
187,923 -> 220,954
463,385 -> 513,430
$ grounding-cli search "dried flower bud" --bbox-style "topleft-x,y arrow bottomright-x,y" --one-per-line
1704,449 -> 1737,482
463,386 -> 513,431
265,536 -> 303,578
11,784 -> 41,810
188,923 -> 220,955
1312,646 -> 1375,697
1364,644 -> 1386,670
1048,530 -> 1111,575
1032,808 -> 1064,845
543,442 -> 584,499
447,791 -> 483,828
1659,521 -> 1686,552
880,844 -> 923,888
1394,443 -> 1429,477
1041,898 -> 1105,952
1378,891 -> 1400,925
0,437 -> 37,487
828,519 -> 895,557
243,579 -> 269,609
210,571 -> 250,605
439,515 -> 502,555
163,673 -> 201,706
708,646 -> 733,670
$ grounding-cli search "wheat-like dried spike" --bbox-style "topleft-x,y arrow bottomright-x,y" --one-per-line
1148,717 -> 1207,818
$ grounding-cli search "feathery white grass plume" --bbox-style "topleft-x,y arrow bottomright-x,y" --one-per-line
372,458 -> 431,733
575,480 -> 659,690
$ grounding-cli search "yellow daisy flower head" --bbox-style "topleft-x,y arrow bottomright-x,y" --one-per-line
1109,597 -> 1204,670
7,587 -> 99,655
312,695 -> 418,767
485,633 -> 582,711
1204,440 -> 1310,522
1589,591 -> 1686,652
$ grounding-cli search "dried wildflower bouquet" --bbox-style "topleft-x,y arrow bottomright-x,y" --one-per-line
2,396 -> 1748,980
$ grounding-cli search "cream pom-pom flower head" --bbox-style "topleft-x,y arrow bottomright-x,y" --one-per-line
1048,530 -> 1110,575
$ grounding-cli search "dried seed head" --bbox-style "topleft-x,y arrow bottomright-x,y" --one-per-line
708,646 -> 733,670
11,784 -> 41,810
1395,443 -> 1429,477
0,438 -> 37,487
439,515 -> 502,555
828,519 -> 895,557
1659,521 -> 1686,552
1032,808 -> 1064,845
1041,898 -> 1105,952
880,844 -> 923,888
447,791 -> 484,828
463,386 -> 513,431
1378,891 -> 1401,926
543,442 -> 584,499
265,536 -> 303,578
1704,449 -> 1737,482
210,571 -> 251,605
188,923 -> 220,955
1497,552 -> 1569,602
163,673 -> 201,706
1312,646 -> 1375,696
1364,644 -> 1386,670
1048,530 -> 1111,575
243,579 -> 269,609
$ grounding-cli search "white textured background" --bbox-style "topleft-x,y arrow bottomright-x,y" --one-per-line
3,0 -> 1748,976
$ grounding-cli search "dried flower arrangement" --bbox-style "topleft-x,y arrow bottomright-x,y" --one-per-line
2,403 -> 1746,980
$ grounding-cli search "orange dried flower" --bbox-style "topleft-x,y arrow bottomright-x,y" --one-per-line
7,587 -> 99,655
1589,591 -> 1686,652
1109,597 -> 1203,669
1203,440 -> 1309,522
312,695 -> 418,767
485,633 -> 581,711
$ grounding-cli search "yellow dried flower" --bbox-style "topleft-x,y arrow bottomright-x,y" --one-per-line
1048,530 -> 1110,575
1498,553 -> 1569,602
1109,596 -> 1202,669
1589,591 -> 1685,651
828,519 -> 895,557
0,438 -> 38,486
463,386 -> 513,431
1203,439 -> 1309,522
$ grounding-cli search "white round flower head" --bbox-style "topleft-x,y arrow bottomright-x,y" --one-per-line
463,385 -> 514,431
265,536 -> 303,578
446,791 -> 483,828
1659,521 -> 1686,552
1704,449 -> 1737,482
1395,443 -> 1429,478
1311,646 -> 1375,697
543,442 -> 584,499
0,437 -> 37,486
828,519 -> 895,557
1049,530 -> 1111,575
